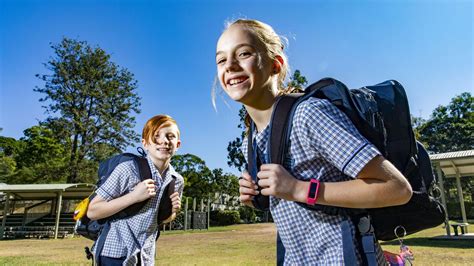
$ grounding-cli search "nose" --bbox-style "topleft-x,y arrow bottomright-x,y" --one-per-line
224,56 -> 239,72
155,135 -> 169,145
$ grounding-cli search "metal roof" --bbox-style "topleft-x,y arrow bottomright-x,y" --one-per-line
430,150 -> 474,161
0,183 -> 95,200
430,150 -> 474,178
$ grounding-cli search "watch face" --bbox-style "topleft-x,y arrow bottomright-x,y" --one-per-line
308,182 -> 318,198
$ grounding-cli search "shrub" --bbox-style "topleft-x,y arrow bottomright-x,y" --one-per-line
446,201 -> 474,220
216,210 -> 240,226
209,210 -> 220,226
239,206 -> 256,223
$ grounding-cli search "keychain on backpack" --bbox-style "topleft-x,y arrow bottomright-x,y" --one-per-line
383,226 -> 415,266
395,226 -> 414,265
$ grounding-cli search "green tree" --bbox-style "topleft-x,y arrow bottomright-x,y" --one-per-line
171,154 -> 214,199
211,168 -> 240,205
417,92 -> 473,153
0,136 -> 22,181
35,37 -> 141,183
10,126 -> 67,184
171,154 -> 239,202
226,107 -> 248,172
286,70 -> 308,92
226,70 -> 308,171
411,115 -> 427,145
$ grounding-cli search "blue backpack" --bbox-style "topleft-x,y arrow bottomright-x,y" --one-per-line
74,149 -> 176,258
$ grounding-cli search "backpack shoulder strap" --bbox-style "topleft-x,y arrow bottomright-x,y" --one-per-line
114,155 -> 152,218
94,220 -> 111,258
134,156 -> 152,181
247,122 -> 270,210
157,175 -> 177,224
268,78 -> 336,165
268,93 -> 303,165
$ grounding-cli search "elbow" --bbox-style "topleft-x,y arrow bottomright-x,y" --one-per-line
87,207 -> 99,221
396,181 -> 413,206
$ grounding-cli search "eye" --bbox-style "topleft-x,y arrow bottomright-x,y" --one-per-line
238,51 -> 251,58
216,57 -> 226,65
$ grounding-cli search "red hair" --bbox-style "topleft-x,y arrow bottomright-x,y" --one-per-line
142,115 -> 180,144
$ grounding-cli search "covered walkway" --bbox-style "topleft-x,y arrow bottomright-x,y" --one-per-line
431,150 -> 474,236
0,183 -> 94,239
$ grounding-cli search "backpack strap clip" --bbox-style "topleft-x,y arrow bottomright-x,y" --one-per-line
357,215 -> 374,234
355,215 -> 378,266
137,147 -> 147,157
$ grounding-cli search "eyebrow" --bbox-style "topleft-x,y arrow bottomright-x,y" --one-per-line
216,43 -> 254,57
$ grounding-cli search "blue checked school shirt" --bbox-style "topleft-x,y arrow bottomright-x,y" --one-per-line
93,155 -> 184,266
243,97 -> 387,265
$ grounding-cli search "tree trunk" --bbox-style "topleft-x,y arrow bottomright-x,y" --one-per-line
68,134 -> 79,183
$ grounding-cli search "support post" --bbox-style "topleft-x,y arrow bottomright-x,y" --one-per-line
0,193 -> 11,239
54,191 -> 63,239
436,163 -> 451,236
184,197 -> 189,231
451,161 -> 468,225
207,196 -> 210,230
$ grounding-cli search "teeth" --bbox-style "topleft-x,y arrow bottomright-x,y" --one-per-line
229,78 -> 245,85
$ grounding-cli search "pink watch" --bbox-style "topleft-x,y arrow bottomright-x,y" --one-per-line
306,178 -> 320,205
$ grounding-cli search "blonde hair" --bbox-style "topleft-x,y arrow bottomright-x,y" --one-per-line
142,115 -> 180,144
212,19 -> 292,111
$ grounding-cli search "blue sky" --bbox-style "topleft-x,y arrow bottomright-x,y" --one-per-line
0,0 -> 472,175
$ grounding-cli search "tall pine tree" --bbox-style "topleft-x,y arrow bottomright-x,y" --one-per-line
35,38 -> 141,183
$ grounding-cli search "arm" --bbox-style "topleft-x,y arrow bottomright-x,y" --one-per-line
87,179 -> 156,220
257,155 -> 412,209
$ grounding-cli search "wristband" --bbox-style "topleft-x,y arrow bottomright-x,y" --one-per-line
306,178 -> 320,205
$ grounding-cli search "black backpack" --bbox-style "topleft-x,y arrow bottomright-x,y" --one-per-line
248,77 -> 446,241
74,149 -> 176,248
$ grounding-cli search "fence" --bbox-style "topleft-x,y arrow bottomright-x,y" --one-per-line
162,197 -> 211,231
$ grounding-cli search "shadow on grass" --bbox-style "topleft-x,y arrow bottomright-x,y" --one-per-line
381,237 -> 474,249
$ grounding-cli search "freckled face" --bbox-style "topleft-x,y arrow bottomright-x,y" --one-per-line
216,24 -> 273,105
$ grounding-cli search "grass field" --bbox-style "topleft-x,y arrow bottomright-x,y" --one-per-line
0,223 -> 473,265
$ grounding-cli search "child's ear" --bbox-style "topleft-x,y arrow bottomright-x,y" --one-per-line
176,140 -> 181,149
141,138 -> 148,149
273,55 -> 284,74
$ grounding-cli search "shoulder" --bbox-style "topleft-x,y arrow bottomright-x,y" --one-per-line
103,160 -> 137,180
114,160 -> 139,176
290,96 -> 361,145
173,172 -> 185,183
294,96 -> 343,120
169,165 -> 184,183
118,159 -> 137,170
96,160 -> 137,199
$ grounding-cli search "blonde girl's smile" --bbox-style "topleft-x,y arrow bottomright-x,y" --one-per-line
227,75 -> 249,86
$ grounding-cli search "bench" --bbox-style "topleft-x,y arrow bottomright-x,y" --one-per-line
450,222 -> 469,236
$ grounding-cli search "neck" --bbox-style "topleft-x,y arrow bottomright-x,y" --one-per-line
244,88 -> 278,132
151,158 -> 170,176
245,105 -> 274,132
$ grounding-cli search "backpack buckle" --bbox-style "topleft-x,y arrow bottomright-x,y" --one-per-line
357,216 -> 374,235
